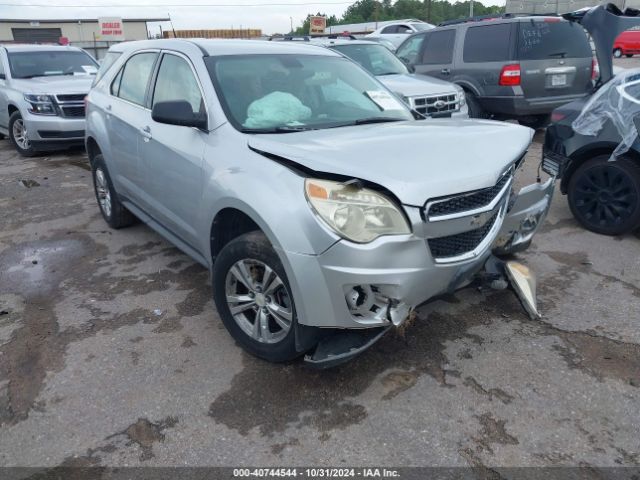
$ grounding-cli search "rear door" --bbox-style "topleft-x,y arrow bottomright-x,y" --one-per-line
517,19 -> 593,100
413,29 -> 456,81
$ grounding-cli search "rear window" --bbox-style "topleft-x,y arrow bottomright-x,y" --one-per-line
464,24 -> 512,62
518,21 -> 591,60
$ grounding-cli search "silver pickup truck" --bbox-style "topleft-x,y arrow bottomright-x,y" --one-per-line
0,44 -> 98,156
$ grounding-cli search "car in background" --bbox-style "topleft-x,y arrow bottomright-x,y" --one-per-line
365,20 -> 434,48
0,44 -> 99,156
311,39 -> 467,118
86,39 -> 552,366
395,15 -> 595,129
544,4 -> 640,235
613,29 -> 640,57
358,36 -> 397,52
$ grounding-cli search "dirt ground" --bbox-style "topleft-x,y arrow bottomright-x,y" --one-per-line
0,121 -> 639,471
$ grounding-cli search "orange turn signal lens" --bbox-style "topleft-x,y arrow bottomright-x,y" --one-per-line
306,182 -> 328,199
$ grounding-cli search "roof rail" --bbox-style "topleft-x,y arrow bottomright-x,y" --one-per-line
437,12 -> 559,27
270,33 -> 357,41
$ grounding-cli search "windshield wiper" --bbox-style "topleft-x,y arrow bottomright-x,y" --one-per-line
240,125 -> 315,134
353,117 -> 406,125
548,51 -> 567,58
376,72 -> 401,76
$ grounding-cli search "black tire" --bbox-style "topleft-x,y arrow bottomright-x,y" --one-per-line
568,155 -> 640,235
465,91 -> 489,119
518,114 -> 550,130
91,154 -> 137,229
626,54 -> 634,58
8,111 -> 37,157
613,48 -> 623,58
0,133 -> 5,140
213,231 -> 306,363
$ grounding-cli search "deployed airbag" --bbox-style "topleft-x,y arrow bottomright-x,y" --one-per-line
243,91 -> 311,129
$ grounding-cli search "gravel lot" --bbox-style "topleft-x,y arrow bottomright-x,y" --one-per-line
0,112 -> 639,470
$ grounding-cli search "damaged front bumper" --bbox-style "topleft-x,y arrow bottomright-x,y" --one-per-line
493,177 -> 556,255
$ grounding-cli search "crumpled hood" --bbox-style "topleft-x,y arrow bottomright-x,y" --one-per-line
248,120 -> 533,206
378,73 -> 458,98
11,75 -> 93,94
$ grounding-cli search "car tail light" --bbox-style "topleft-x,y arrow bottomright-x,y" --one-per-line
499,64 -> 521,86
591,57 -> 598,80
551,111 -> 566,123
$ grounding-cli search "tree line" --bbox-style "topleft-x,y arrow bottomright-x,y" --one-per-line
294,0 -> 504,34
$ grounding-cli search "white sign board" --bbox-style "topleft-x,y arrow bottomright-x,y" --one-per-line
97,17 -> 125,41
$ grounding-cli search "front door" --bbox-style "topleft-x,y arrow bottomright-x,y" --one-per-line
139,51 -> 207,248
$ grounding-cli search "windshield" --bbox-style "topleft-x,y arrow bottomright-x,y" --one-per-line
412,23 -> 433,31
205,54 -> 412,133
8,50 -> 98,79
518,21 -> 592,60
331,44 -> 407,76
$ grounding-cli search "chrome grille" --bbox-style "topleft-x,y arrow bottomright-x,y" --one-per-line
428,171 -> 512,218
55,94 -> 86,102
60,106 -> 85,118
409,93 -> 459,117
428,210 -> 500,259
54,93 -> 87,118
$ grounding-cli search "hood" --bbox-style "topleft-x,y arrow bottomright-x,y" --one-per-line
248,120 -> 533,206
378,73 -> 458,98
563,3 -> 640,85
11,75 -> 94,94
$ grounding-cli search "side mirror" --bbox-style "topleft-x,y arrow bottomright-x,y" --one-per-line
151,100 -> 208,130
399,57 -> 415,73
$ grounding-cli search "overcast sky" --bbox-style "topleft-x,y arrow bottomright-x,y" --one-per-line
3,0 -> 506,35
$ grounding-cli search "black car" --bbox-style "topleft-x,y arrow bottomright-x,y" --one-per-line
395,13 -> 595,128
543,4 -> 640,235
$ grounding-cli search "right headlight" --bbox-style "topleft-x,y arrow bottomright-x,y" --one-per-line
24,94 -> 57,116
304,178 -> 411,243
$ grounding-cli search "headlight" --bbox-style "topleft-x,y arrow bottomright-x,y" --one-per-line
304,179 -> 411,243
24,94 -> 56,115
454,86 -> 466,107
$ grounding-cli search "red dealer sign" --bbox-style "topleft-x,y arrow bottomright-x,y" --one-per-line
97,17 -> 125,41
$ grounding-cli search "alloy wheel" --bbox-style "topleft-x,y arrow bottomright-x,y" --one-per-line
224,258 -> 293,344
95,168 -> 112,218
573,164 -> 637,228
12,118 -> 30,150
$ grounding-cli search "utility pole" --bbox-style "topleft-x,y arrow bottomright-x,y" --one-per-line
290,16 -> 293,33
469,0 -> 474,18
426,0 -> 432,23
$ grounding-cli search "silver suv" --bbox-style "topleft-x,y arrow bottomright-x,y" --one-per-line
0,45 -> 98,156
86,39 -> 555,366
310,39 -> 468,118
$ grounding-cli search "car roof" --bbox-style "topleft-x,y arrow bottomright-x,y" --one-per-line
1,44 -> 84,53
436,15 -> 566,28
310,39 -> 382,47
109,38 -> 341,57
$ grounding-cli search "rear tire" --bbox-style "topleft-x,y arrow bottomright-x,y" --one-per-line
213,231 -> 309,363
626,54 -> 634,58
613,48 -> 623,58
518,114 -> 550,130
465,92 -> 489,119
567,155 -> 640,235
91,154 -> 137,229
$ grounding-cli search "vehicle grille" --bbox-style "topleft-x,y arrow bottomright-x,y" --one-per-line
38,130 -> 84,139
60,106 -> 86,118
410,93 -> 458,117
428,170 -> 512,218
428,210 -> 499,259
56,94 -> 86,102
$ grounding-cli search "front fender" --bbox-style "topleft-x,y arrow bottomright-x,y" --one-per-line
492,177 -> 556,255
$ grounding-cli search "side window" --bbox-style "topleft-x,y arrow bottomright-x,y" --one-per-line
114,52 -> 157,106
93,51 -> 121,87
464,24 -> 511,62
396,34 -> 426,64
110,67 -> 123,95
422,30 -> 455,64
152,53 -> 204,115
381,25 -> 397,34
0,55 -> 5,78
397,25 -> 412,34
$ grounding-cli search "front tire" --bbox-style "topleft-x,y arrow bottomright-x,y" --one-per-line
213,231 -> 304,363
465,91 -> 489,119
613,48 -> 623,58
568,155 -> 640,235
91,154 -> 137,229
8,111 -> 36,157
626,54 -> 634,58
518,114 -> 550,130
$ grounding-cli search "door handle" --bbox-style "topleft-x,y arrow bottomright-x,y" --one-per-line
106,104 -> 112,111
441,68 -> 450,75
141,125 -> 152,141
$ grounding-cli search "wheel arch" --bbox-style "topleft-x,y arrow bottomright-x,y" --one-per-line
561,142 -> 640,193
8,103 -> 19,116
85,136 -> 102,166
209,207 -> 263,263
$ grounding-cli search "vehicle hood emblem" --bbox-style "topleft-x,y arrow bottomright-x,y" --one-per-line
433,100 -> 446,109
